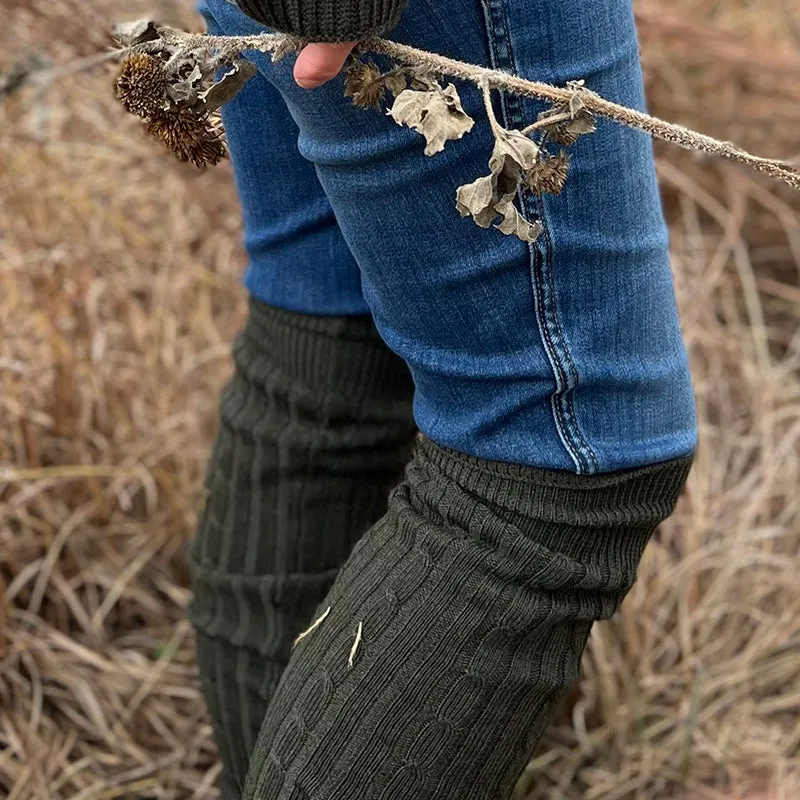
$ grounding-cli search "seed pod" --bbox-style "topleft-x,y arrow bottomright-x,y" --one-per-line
145,107 -> 226,167
115,53 -> 168,119
525,153 -> 570,196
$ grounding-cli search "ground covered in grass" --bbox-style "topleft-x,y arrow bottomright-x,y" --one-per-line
1,1 -> 799,797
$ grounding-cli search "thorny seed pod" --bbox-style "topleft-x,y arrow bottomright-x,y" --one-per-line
115,53 -> 168,118
525,153 -> 570,196
145,107 -> 227,167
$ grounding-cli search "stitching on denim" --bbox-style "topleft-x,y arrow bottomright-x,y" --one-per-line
479,0 -> 600,475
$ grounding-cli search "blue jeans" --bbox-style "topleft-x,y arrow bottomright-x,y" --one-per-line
198,0 -> 697,474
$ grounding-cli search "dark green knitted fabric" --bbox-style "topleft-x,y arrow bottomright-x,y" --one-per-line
242,438 -> 692,800
234,0 -> 407,41
188,298 -> 416,798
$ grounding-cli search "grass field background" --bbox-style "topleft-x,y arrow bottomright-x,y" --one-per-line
1,1 -> 799,797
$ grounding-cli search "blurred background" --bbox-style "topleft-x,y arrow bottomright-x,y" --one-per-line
1,0 -> 799,797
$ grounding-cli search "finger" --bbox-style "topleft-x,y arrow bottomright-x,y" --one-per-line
294,42 -> 356,88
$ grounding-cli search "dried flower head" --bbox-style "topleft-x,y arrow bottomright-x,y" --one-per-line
344,59 -> 388,109
115,53 -> 168,118
525,153 -> 570,196
145,107 -> 226,167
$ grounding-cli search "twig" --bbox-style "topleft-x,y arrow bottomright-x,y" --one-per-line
479,79 -> 502,138
292,606 -> 331,649
173,30 -> 800,191
33,50 -> 122,83
1,50 -> 122,100
522,111 -> 573,137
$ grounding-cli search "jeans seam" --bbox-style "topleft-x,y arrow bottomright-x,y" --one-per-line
479,0 -> 600,475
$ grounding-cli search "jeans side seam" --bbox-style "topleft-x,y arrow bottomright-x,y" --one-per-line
479,0 -> 600,475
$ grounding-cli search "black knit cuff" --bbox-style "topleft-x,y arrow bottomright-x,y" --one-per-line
234,0 -> 407,41
413,435 -> 694,576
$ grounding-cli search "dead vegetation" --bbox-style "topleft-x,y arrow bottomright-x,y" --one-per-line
1,0 -> 799,797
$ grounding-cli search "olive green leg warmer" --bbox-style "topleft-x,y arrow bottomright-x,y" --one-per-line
242,438 -> 692,800
188,298 -> 416,797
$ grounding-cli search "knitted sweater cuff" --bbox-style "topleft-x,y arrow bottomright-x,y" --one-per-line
233,0 -> 408,41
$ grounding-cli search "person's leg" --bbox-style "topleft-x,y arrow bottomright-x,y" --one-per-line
188,8 -> 416,796
202,1 -> 698,797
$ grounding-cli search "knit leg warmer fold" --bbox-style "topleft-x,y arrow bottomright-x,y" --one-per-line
188,298 -> 416,797
243,437 -> 693,800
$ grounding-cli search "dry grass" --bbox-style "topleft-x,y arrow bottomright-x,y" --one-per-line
1,1 -> 799,798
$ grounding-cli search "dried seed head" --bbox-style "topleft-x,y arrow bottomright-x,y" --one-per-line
344,60 -> 387,109
525,153 -> 570,196
145,107 -> 227,167
115,53 -> 168,118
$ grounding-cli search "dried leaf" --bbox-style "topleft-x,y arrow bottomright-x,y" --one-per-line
344,60 -> 387,109
495,195 -> 544,243
455,175 -> 499,228
384,71 -> 407,97
456,127 -> 543,242
490,128 -> 540,173
198,59 -> 257,113
165,60 -> 203,105
409,70 -> 440,91
388,83 -> 474,156
112,19 -> 161,47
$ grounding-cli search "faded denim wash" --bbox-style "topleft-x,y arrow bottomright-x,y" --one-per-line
198,0 -> 698,473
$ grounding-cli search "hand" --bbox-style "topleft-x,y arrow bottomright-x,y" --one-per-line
294,42 -> 357,88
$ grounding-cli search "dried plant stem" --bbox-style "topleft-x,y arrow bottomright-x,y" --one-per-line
177,30 -> 800,191
479,79 -> 503,138
522,111 -> 573,137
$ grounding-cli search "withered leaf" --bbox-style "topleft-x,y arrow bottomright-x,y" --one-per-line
456,126 -> 543,242
388,83 -> 474,156
495,195 -> 544,243
455,175 -> 499,228
384,71 -> 407,97
165,60 -> 203,104
490,127 -> 540,173
198,59 -> 257,113
344,60 -> 387,109
409,70 -> 440,91
112,19 -> 161,47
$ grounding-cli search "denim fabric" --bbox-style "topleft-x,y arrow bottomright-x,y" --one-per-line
198,0 -> 697,474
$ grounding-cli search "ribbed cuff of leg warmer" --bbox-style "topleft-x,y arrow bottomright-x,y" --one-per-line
240,297 -> 414,405
416,435 -> 694,571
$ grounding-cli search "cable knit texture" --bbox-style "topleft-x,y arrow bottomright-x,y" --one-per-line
242,438 -> 693,799
233,0 -> 408,41
188,297 -> 416,797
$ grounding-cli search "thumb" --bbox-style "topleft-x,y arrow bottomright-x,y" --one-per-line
294,42 -> 356,89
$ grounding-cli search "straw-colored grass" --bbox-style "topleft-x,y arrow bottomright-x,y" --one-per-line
1,1 -> 799,798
